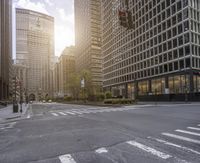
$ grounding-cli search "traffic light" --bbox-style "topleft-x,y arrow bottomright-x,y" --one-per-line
118,10 -> 128,28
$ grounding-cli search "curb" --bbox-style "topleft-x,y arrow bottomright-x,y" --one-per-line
0,104 -> 31,124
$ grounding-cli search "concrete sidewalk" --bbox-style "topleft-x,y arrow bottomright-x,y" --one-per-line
0,103 -> 29,122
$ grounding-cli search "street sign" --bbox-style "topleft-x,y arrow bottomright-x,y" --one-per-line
81,78 -> 85,88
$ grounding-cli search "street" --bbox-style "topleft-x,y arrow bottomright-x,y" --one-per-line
0,103 -> 200,163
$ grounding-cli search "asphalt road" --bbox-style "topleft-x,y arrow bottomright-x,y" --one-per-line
0,102 -> 200,163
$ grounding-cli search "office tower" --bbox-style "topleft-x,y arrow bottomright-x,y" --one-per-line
0,0 -> 12,101
16,8 -> 54,101
53,46 -> 75,97
102,0 -> 200,101
74,0 -> 102,88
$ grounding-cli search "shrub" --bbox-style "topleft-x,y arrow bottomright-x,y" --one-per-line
105,91 -> 112,99
104,98 -> 135,104
64,96 -> 73,101
97,93 -> 105,101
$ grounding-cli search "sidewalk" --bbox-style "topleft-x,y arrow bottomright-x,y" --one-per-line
0,103 -> 29,122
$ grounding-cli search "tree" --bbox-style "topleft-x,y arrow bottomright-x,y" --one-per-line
66,72 -> 81,100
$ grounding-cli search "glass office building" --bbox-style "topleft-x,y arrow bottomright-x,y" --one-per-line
102,0 -> 200,101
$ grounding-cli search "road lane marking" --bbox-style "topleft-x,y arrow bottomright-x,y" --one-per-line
51,113 -> 59,116
187,127 -> 200,131
162,133 -> 200,144
58,112 -> 67,116
64,111 -> 76,115
70,111 -> 82,114
175,129 -> 200,137
126,140 -> 172,159
59,154 -> 76,163
95,147 -> 108,154
0,122 -> 17,130
148,137 -> 200,155
198,124 -> 200,127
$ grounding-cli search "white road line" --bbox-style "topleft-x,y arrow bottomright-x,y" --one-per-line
148,137 -> 200,155
198,124 -> 200,127
64,111 -> 76,115
58,112 -> 67,116
95,147 -> 108,154
59,154 -> 76,163
126,140 -> 172,159
187,127 -> 200,131
70,111 -> 83,114
175,129 -> 200,137
51,113 -> 59,116
162,133 -> 200,144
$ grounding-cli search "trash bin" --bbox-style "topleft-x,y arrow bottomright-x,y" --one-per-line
13,104 -> 19,113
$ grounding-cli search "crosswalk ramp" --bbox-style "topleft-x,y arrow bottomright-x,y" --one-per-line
57,123 -> 200,163
49,107 -> 135,117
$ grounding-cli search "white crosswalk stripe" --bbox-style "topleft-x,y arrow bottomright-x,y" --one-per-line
175,129 -> 200,137
148,136 -> 200,155
70,110 -> 83,114
127,140 -> 172,159
64,111 -> 76,115
0,122 -> 17,130
162,132 -> 200,145
187,127 -> 200,131
50,107 -> 135,117
59,154 -> 76,163
51,113 -> 59,116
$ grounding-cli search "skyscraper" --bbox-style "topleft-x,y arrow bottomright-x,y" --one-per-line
74,0 -> 102,88
16,8 -> 54,101
102,0 -> 200,101
52,46 -> 75,97
0,0 -> 12,101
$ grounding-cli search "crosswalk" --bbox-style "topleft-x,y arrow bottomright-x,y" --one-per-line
58,123 -> 200,163
49,107 -> 135,117
0,122 -> 16,130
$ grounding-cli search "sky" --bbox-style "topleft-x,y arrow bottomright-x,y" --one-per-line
13,0 -> 75,57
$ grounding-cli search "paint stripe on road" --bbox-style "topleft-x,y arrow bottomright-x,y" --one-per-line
162,133 -> 200,144
126,140 -> 172,159
70,110 -> 83,114
58,112 -> 67,116
187,127 -> 200,131
59,154 -> 76,163
95,147 -> 108,154
51,113 -> 59,116
64,111 -> 76,115
175,129 -> 200,137
148,136 -> 200,155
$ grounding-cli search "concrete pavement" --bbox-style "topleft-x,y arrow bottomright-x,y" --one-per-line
0,103 -> 199,163
0,103 -> 30,122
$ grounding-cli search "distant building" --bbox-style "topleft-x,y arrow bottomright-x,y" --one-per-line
101,0 -> 200,101
53,47 -> 76,97
0,0 -> 12,101
74,0 -> 102,87
16,8 -> 54,101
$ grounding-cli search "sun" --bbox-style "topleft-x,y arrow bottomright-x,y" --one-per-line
55,24 -> 75,56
